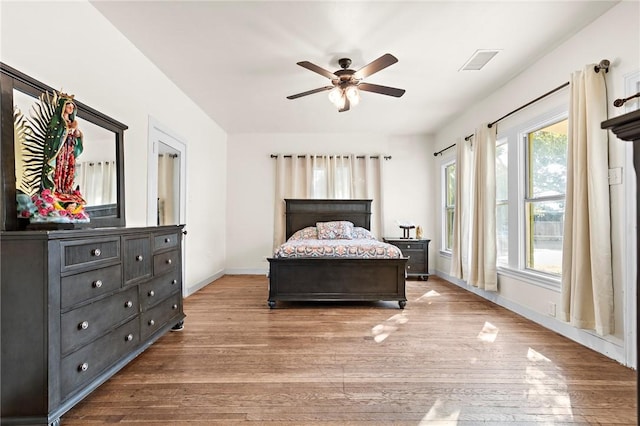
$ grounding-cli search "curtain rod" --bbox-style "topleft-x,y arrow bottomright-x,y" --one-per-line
433,58 -> 610,156
433,144 -> 455,157
271,154 -> 392,160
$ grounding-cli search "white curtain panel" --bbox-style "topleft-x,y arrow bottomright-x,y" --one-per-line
273,154 -> 384,250
561,65 -> 613,335
468,124 -> 498,291
450,137 -> 472,280
75,161 -> 116,206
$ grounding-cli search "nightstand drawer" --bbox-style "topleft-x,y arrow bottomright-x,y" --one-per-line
392,241 -> 426,251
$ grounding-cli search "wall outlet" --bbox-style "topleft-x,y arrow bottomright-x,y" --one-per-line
548,302 -> 556,317
608,167 -> 622,185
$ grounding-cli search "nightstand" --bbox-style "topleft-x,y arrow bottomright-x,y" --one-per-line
383,238 -> 430,280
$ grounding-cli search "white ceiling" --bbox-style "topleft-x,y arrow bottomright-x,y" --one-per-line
90,1 -> 618,136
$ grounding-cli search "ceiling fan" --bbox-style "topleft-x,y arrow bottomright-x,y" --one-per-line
287,53 -> 406,112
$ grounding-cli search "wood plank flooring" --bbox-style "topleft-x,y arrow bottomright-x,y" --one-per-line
63,275 -> 637,425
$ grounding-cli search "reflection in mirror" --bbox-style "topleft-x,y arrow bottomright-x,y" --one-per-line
12,89 -> 117,210
157,142 -> 180,225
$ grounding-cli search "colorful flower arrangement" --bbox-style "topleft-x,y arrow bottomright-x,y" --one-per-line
20,189 -> 90,223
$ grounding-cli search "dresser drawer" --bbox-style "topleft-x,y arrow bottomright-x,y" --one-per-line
140,293 -> 182,340
154,232 -> 179,252
139,270 -> 181,311
60,317 -> 139,399
61,237 -> 120,272
61,286 -> 139,355
153,249 -> 179,276
123,235 -> 152,285
61,264 -> 122,310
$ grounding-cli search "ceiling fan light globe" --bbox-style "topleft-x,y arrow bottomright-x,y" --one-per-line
328,87 -> 343,106
345,86 -> 360,105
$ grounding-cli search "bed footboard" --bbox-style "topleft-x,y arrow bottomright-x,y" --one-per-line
267,257 -> 408,309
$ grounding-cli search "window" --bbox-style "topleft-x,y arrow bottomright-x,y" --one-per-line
496,138 -> 508,265
442,160 -> 456,252
524,119 -> 568,275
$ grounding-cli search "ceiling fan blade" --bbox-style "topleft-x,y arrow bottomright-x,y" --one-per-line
358,82 -> 406,98
353,53 -> 398,79
287,86 -> 334,100
297,61 -> 338,80
339,97 -> 351,112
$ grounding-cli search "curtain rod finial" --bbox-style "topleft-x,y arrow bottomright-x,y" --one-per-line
595,59 -> 610,73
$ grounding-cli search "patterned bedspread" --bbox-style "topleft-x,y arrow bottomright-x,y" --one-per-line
273,238 -> 403,259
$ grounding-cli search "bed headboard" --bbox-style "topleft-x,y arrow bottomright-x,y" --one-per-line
285,199 -> 372,240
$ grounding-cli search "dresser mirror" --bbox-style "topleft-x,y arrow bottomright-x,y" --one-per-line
0,63 -> 127,230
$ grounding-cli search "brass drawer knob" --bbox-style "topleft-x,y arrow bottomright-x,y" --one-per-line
125,300 -> 133,308
78,362 -> 89,372
148,319 -> 155,326
92,248 -> 101,257
136,255 -> 143,262
148,290 -> 155,297
78,321 -> 89,330
93,280 -> 103,288
125,333 -> 134,342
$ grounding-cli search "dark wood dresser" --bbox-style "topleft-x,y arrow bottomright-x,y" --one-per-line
1,225 -> 185,426
383,238 -> 430,280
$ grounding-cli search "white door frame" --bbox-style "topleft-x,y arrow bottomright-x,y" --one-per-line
147,116 -> 187,296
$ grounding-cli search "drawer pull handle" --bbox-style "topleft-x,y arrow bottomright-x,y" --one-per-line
125,333 -> 134,342
407,265 -> 411,269
78,362 -> 89,372
407,245 -> 411,249
136,255 -> 144,262
172,304 -> 178,310
171,279 -> 177,285
125,300 -> 133,308
93,280 -> 103,288
92,248 -> 101,257
166,259 -> 172,265
148,290 -> 155,297
78,321 -> 89,330
164,238 -> 171,243
148,319 -> 155,326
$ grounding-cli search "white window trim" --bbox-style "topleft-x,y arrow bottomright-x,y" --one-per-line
440,156 -> 455,256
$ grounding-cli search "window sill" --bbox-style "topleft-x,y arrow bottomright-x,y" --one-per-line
497,265 -> 561,292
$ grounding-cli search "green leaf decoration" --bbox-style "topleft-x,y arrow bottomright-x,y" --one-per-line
14,91 -> 58,196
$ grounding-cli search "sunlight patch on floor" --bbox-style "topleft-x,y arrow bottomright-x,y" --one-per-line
415,289 -> 440,302
477,321 -> 499,342
371,312 -> 408,343
420,398 -> 460,424
525,347 -> 574,419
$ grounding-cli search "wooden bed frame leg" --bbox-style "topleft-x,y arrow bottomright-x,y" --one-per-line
399,301 -> 406,309
268,300 -> 276,309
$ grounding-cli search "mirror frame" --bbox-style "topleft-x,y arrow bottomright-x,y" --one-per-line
0,62 -> 127,230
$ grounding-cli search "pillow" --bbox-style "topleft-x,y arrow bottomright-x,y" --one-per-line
352,227 -> 377,240
288,226 -> 318,241
316,221 -> 354,240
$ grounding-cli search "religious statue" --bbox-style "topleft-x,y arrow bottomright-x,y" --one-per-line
14,91 -> 89,224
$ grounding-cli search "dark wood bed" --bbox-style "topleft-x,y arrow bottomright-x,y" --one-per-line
267,199 -> 408,309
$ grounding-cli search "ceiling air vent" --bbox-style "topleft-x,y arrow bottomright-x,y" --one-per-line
459,49 -> 500,71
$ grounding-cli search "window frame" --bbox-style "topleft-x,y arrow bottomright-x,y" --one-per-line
496,106 -> 568,289
440,157 -> 456,255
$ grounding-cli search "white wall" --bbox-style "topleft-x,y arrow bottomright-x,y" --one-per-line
431,1 -> 639,366
226,133 -> 434,273
0,1 -> 228,296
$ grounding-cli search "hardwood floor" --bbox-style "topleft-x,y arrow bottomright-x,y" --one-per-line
64,275 -> 637,425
